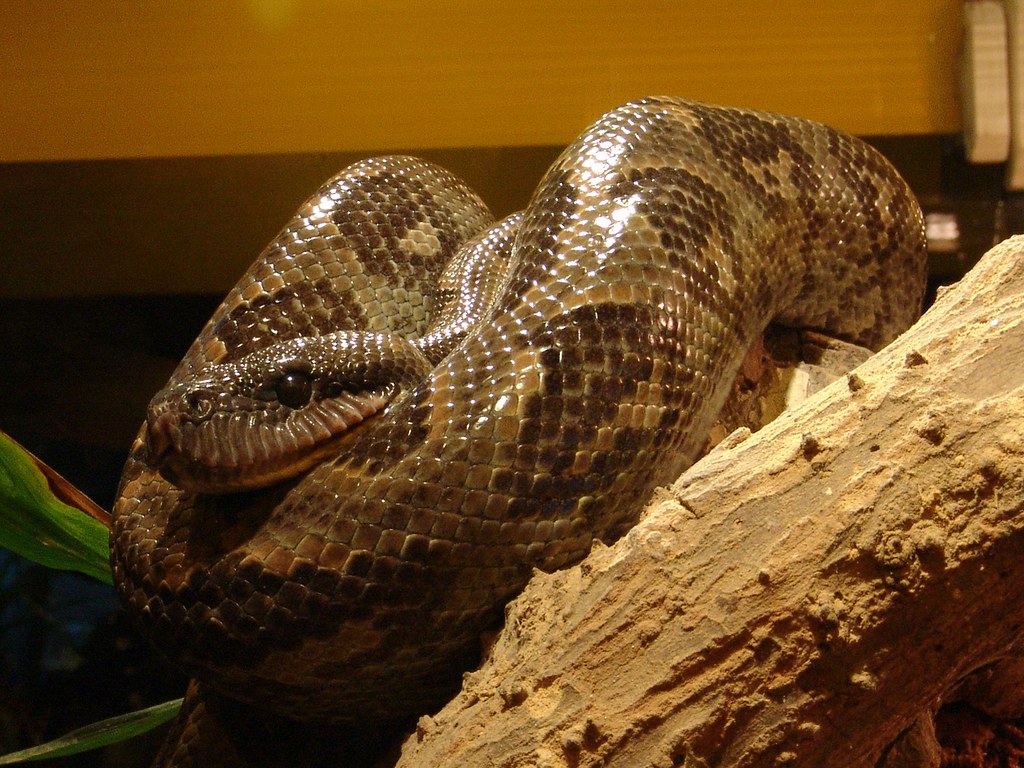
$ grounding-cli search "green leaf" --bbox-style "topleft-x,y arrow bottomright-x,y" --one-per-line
0,698 -> 183,764
0,431 -> 112,584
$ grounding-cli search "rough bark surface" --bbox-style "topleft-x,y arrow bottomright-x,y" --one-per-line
395,236 -> 1024,768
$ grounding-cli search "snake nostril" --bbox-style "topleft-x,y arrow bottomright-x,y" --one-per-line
186,392 -> 214,420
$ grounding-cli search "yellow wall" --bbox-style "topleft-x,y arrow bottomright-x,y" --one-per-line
1,2 -> 962,298
2,1 -> 961,162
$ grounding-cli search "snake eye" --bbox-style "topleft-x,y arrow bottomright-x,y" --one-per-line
275,371 -> 313,409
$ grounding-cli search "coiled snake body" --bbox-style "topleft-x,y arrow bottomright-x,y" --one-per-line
111,98 -> 927,751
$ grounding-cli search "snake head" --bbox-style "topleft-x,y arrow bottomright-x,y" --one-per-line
145,331 -> 431,494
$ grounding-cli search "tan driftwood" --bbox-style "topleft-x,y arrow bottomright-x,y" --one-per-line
395,237 -> 1024,767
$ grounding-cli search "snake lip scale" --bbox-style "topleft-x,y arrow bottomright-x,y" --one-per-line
110,97 -> 927,755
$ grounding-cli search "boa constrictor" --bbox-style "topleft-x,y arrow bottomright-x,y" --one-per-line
111,97 -> 927,763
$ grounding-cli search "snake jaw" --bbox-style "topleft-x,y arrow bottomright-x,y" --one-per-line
141,331 -> 434,494
138,329 -> 431,494
145,381 -> 394,495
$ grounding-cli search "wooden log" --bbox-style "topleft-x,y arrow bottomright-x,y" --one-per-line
395,236 -> 1024,767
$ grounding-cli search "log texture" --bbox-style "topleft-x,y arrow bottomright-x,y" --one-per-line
395,236 -> 1024,767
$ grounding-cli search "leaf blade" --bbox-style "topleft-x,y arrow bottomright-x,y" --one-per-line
0,431 -> 112,584
0,698 -> 183,764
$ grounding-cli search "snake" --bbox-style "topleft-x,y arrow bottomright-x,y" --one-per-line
110,97 -> 927,761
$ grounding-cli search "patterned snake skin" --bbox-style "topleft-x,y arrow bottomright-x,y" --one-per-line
111,97 -> 927,757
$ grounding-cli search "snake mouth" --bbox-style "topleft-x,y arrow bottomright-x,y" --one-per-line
146,390 -> 389,494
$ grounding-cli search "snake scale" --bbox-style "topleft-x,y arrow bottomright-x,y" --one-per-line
110,97 -> 927,763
